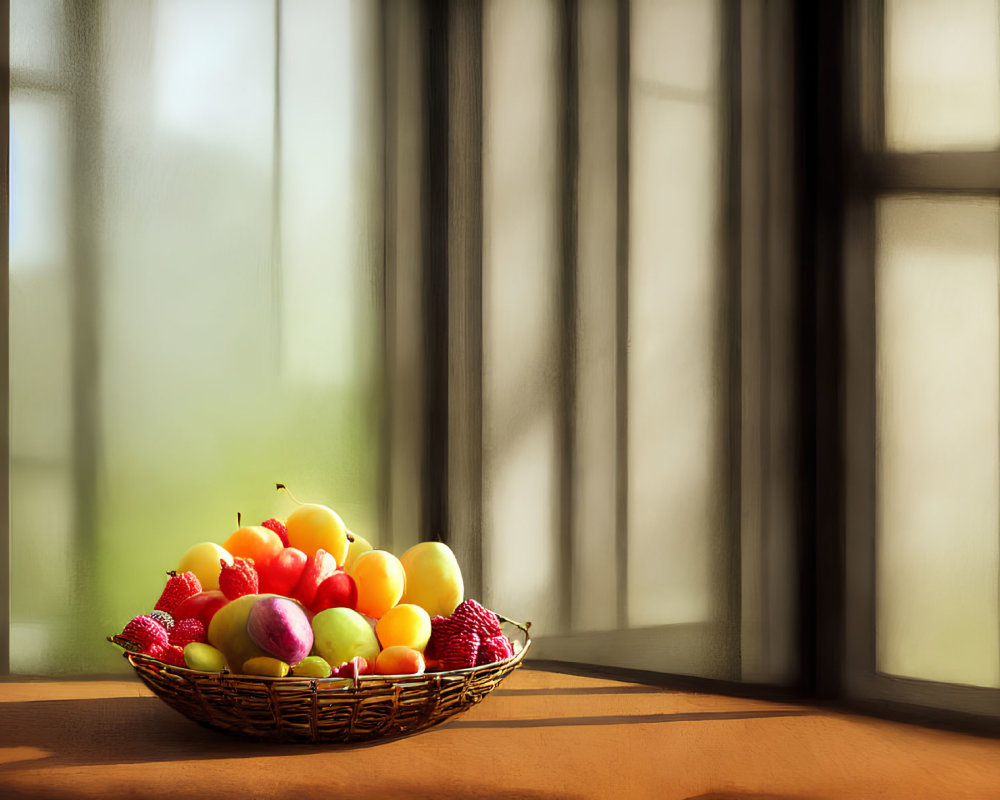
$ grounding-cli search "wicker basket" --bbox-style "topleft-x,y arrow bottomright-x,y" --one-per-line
109,616 -> 530,744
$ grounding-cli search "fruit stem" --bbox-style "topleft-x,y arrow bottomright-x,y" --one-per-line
276,483 -> 304,506
237,512 -> 242,527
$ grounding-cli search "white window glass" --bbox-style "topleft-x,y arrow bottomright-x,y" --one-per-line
482,0 -> 561,635
876,195 -> 1000,688
9,92 -> 76,672
628,0 -> 727,628
885,0 -> 1000,152
10,0 -> 64,74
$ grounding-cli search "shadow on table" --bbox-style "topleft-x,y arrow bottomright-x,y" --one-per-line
450,708 -> 814,728
0,694 -> 812,772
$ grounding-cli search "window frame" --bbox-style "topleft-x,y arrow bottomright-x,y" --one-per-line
840,0 -> 1000,721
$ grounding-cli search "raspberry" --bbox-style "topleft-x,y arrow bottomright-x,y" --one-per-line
261,518 -> 289,547
148,610 -> 175,630
476,634 -> 514,666
219,557 -> 258,600
451,599 -> 502,638
120,615 -> 169,655
168,617 -> 206,648
439,630 -> 480,670
155,571 -> 202,615
425,615 -> 458,661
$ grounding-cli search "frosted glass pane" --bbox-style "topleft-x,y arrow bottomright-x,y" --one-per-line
10,0 -> 64,74
876,195 -> 1000,688
9,95 -> 70,277
628,1 -> 727,629
483,0 -> 561,635
9,0 -> 382,673
631,0 -> 717,92
885,0 -> 1000,151
9,466 -> 75,673
9,95 -> 73,464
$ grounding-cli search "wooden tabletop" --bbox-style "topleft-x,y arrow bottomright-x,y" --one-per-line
1,666 -> 998,799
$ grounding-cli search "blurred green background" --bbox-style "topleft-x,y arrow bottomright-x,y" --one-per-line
9,0 -> 382,674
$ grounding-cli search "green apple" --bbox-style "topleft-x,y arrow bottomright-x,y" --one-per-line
311,607 -> 380,668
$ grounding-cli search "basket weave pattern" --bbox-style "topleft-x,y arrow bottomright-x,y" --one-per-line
113,618 -> 530,743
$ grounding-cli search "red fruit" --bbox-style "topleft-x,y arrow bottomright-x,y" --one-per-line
291,548 -> 339,608
439,630 -> 480,670
258,546 -> 308,595
219,558 -> 259,600
120,615 -> 169,655
159,644 -> 187,668
168,618 -> 207,648
173,590 -> 229,628
425,615 -> 458,661
261,518 -> 289,547
154,571 -> 202,615
330,656 -> 372,678
451,599 -> 502,638
476,634 -> 514,665
310,571 -> 358,613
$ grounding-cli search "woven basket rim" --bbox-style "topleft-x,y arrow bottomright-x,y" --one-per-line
108,613 -> 530,743
109,613 -> 531,687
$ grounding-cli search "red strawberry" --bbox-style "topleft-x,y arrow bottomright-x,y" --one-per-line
159,644 -> 187,668
219,558 -> 258,600
476,634 -> 514,665
169,618 -> 206,647
154,571 -> 202,615
439,630 -> 480,670
120,615 -> 169,654
451,599 -> 502,638
261,518 -> 289,547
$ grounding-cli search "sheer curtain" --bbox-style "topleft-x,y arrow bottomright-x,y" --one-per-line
9,0 -> 382,673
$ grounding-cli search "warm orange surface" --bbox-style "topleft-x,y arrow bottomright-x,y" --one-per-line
1,668 -> 999,799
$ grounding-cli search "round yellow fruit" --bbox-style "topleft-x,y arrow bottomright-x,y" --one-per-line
348,550 -> 405,619
399,541 -> 464,618
376,603 -> 432,651
285,504 -> 349,565
177,541 -> 234,591
183,642 -> 227,672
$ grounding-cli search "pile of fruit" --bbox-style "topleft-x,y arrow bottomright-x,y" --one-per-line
116,488 -> 515,679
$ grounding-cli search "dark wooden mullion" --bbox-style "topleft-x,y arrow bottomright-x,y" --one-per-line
840,0 -> 878,701
722,0 -> 743,678
65,0 -> 103,647
863,152 -> 1000,194
421,0 -> 449,544
558,0 -> 579,635
796,0 -> 848,700
445,0 -> 483,600
378,0 -> 394,552
614,0 -> 631,631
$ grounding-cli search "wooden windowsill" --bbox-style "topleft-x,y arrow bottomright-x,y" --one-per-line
1,666 -> 998,799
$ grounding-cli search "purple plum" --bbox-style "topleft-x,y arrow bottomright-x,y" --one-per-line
246,596 -> 314,665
